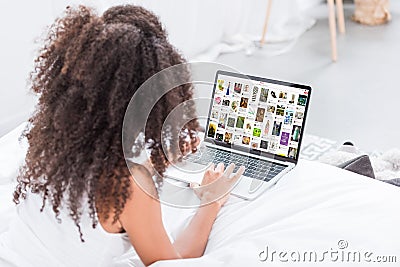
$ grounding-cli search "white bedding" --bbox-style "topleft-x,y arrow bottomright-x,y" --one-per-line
1,124 -> 400,266
156,160 -> 400,266
0,123 -> 27,234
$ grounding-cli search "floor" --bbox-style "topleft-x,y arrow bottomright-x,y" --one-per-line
214,3 -> 400,152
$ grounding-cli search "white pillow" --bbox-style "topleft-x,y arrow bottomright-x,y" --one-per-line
0,122 -> 28,185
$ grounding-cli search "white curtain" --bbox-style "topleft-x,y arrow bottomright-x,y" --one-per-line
50,0 -> 317,59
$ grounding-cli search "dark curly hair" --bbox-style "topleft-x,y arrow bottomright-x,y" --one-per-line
13,5 -> 199,241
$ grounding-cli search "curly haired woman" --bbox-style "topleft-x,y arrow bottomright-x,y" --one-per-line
0,5 -> 244,267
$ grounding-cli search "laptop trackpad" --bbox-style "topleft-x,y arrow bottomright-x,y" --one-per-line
230,176 -> 263,199
249,179 -> 264,193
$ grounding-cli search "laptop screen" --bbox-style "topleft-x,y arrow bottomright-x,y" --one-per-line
204,71 -> 311,163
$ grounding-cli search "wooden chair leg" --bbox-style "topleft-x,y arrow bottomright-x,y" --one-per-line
260,0 -> 273,46
336,0 -> 346,34
328,0 -> 337,61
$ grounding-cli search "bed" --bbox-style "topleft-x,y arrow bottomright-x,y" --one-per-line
1,124 -> 399,266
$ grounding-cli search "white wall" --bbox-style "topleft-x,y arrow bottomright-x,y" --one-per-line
0,1 -> 55,136
298,0 -> 324,11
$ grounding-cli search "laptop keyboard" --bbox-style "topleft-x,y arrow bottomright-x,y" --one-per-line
185,146 -> 286,182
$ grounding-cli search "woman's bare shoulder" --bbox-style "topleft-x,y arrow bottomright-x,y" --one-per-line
128,162 -> 158,199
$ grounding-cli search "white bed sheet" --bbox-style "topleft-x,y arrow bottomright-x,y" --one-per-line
0,123 -> 26,234
154,160 -> 400,266
1,124 -> 400,266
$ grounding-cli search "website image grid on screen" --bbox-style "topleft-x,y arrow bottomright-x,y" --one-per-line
206,71 -> 311,162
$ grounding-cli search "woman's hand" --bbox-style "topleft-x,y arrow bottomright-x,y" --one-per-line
192,163 -> 245,207
141,129 -> 200,174
179,129 -> 200,156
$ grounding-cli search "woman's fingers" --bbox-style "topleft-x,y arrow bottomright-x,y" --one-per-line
181,143 -> 189,155
204,163 -> 215,181
196,164 -> 245,205
182,135 -> 200,154
232,166 -> 245,181
187,137 -> 200,153
192,136 -> 200,151
208,163 -> 215,171
223,163 -> 235,178
215,163 -> 224,174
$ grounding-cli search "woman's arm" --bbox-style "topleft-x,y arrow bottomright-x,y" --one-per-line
118,163 -> 243,266
118,166 -> 180,265
173,162 -> 244,258
172,201 -> 221,258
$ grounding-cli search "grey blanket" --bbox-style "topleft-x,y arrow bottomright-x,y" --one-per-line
338,154 -> 400,188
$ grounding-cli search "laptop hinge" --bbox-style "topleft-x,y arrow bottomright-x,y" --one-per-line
204,142 -> 294,167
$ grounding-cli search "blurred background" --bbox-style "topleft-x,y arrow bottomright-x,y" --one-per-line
0,0 -> 399,151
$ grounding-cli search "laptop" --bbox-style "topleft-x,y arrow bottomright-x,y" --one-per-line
164,70 -> 311,200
